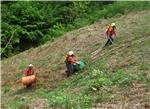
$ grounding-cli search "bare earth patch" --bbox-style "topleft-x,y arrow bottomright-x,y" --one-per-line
93,84 -> 150,109
1,10 -> 150,108
21,99 -> 49,109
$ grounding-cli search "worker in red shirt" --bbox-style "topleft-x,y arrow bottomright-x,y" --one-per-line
22,64 -> 35,76
22,64 -> 35,87
65,51 -> 80,77
104,23 -> 116,47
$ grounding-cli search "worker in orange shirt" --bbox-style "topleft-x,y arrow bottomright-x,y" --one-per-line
104,23 -> 116,47
65,51 -> 80,77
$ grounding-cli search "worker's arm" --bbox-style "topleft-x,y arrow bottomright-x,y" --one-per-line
113,32 -> 116,38
105,29 -> 109,36
22,69 -> 28,76
31,68 -> 35,75
68,57 -> 79,64
112,27 -> 116,37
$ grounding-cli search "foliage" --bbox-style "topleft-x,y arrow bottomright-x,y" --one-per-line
19,59 -> 29,70
2,4 -> 150,108
2,1 -> 150,58
1,1 -> 103,58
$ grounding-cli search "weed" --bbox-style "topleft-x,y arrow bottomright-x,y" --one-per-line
2,6 -> 150,109
110,69 -> 135,87
19,59 -> 29,70
3,85 -> 11,94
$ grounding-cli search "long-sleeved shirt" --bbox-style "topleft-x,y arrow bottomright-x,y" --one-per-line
106,26 -> 116,36
23,68 -> 35,76
66,55 -> 79,64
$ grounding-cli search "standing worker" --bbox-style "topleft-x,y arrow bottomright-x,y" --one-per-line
104,23 -> 116,47
65,51 -> 80,77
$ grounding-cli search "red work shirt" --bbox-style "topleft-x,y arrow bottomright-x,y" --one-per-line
23,68 -> 35,76
106,26 -> 116,36
66,55 -> 78,64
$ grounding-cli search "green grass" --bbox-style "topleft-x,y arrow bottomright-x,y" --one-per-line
2,5 -> 150,109
33,57 -> 146,108
4,34 -> 150,108
19,59 -> 30,70
41,61 -> 147,108
3,85 -> 11,94
7,99 -> 26,109
32,15 -> 150,108
72,1 -> 150,29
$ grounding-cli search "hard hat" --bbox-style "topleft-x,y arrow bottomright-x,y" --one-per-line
68,51 -> 74,56
111,23 -> 116,27
29,64 -> 33,67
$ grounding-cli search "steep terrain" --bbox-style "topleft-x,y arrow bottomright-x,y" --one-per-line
1,10 -> 150,109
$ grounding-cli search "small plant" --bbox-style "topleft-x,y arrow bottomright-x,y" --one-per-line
3,85 -> 11,94
48,92 -> 77,109
19,59 -> 29,70
139,64 -> 149,70
110,69 -> 135,87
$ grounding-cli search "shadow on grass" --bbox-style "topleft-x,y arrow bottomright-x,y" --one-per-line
12,85 -> 37,95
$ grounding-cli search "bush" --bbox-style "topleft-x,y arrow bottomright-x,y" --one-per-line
2,1 -> 150,58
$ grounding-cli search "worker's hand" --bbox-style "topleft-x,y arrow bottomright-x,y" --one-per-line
76,62 -> 80,65
114,33 -> 117,37
22,70 -> 25,74
112,35 -> 116,38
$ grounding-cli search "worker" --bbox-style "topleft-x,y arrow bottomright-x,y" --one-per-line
65,51 -> 80,77
104,23 -> 116,47
22,64 -> 35,87
23,64 -> 35,76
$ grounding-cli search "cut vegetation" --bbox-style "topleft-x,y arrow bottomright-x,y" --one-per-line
1,9 -> 150,109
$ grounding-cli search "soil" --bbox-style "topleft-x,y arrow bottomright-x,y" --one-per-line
1,10 -> 150,109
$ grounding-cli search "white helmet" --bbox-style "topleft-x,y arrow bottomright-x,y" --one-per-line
29,64 -> 33,67
68,51 -> 74,56
111,23 -> 116,27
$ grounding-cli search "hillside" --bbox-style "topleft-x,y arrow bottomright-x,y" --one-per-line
1,10 -> 150,109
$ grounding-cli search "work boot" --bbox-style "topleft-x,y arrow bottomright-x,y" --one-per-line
66,70 -> 71,77
26,84 -> 32,88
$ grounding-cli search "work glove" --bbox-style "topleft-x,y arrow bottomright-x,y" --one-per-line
76,61 -> 80,65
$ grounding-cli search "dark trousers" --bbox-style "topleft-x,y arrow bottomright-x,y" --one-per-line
104,35 -> 114,47
65,61 -> 80,77
26,84 -> 32,88
65,61 -> 74,77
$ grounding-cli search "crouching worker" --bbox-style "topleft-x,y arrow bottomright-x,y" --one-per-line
65,51 -> 80,77
65,51 -> 86,77
22,64 -> 36,88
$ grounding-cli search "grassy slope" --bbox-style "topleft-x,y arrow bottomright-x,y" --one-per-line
1,10 -> 150,109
